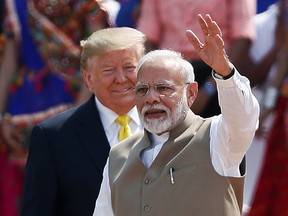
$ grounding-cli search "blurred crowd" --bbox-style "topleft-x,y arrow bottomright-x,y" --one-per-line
0,0 -> 287,215
0,0 -> 110,215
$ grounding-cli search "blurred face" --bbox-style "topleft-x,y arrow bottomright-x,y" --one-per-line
135,59 -> 198,134
83,48 -> 140,115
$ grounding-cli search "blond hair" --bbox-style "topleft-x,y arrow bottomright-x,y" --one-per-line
80,27 -> 146,72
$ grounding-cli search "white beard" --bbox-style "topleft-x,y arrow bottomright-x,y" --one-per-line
140,93 -> 189,134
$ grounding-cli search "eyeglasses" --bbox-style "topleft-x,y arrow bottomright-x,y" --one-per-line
134,83 -> 190,97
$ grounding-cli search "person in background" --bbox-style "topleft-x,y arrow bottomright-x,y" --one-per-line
0,1 -> 110,215
21,27 -> 146,216
245,0 -> 288,215
241,0 -> 288,212
115,0 -> 142,28
93,14 -> 259,216
257,0 -> 277,13
136,0 -> 256,118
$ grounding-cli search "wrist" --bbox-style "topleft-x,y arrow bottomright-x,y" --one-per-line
213,67 -> 235,80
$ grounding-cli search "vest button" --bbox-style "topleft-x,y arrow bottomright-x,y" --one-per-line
143,205 -> 150,211
145,179 -> 151,184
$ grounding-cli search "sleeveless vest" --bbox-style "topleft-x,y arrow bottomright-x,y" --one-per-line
109,110 -> 245,216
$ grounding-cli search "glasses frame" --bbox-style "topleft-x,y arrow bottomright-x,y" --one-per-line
134,82 -> 190,97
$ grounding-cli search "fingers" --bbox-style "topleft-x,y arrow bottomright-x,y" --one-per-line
215,34 -> 225,52
186,14 -> 223,53
186,30 -> 204,52
211,19 -> 222,38
186,14 -> 225,51
197,14 -> 209,36
186,14 -> 232,74
197,14 -> 222,38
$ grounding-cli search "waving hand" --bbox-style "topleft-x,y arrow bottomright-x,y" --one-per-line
186,14 -> 233,76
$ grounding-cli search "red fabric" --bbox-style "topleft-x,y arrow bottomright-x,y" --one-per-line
248,96 -> 288,216
0,151 -> 25,216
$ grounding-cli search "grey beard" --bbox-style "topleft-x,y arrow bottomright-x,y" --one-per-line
140,94 -> 189,134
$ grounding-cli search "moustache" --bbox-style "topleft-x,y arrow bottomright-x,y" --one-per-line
141,104 -> 170,116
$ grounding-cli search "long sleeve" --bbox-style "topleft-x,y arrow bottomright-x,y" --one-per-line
93,161 -> 114,216
210,68 -> 260,177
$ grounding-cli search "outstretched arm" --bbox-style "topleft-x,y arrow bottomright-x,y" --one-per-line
187,14 -> 260,177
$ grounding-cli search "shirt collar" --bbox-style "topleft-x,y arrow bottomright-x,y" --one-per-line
149,132 -> 169,147
95,96 -> 141,130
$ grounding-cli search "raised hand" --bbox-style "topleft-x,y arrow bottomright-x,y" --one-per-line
186,14 -> 233,76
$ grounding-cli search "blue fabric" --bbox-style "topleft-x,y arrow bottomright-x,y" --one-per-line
14,0 -> 44,71
257,0 -> 277,13
8,0 -> 75,115
116,0 -> 140,28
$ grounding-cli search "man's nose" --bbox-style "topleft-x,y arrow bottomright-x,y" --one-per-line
144,87 -> 161,103
115,67 -> 126,82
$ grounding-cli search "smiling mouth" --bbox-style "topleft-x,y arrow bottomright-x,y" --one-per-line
114,87 -> 134,93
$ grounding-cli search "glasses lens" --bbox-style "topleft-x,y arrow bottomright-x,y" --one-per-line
135,85 -> 149,96
156,84 -> 175,96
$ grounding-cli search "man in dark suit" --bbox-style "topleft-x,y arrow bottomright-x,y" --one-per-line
21,27 -> 146,216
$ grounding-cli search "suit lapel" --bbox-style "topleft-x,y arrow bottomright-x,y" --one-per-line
75,96 -> 111,172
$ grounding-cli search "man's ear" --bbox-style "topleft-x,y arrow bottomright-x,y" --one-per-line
187,82 -> 198,107
82,70 -> 93,91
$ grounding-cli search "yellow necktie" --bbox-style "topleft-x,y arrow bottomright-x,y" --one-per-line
116,115 -> 132,141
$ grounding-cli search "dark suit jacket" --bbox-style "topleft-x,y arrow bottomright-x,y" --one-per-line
21,96 -> 111,216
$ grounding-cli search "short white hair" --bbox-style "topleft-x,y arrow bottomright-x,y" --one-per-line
136,49 -> 195,83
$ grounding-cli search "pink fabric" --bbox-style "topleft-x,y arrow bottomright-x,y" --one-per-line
137,0 -> 256,59
0,151 -> 25,216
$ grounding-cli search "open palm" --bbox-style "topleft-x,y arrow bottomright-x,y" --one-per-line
186,14 -> 232,76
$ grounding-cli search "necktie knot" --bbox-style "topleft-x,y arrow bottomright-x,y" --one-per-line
116,115 -> 131,125
116,115 -> 132,141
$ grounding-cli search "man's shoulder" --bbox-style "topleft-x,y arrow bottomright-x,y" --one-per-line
40,97 -> 98,127
40,106 -> 79,128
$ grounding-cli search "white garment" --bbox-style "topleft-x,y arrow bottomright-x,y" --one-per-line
250,4 -> 278,88
95,97 -> 143,147
244,3 -> 279,209
93,69 -> 260,216
141,132 -> 169,168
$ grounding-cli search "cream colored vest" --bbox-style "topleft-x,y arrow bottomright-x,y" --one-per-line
109,110 -> 245,216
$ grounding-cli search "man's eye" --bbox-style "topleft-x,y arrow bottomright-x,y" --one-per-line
103,68 -> 114,73
157,85 -> 173,93
136,87 -> 148,95
125,66 -> 136,71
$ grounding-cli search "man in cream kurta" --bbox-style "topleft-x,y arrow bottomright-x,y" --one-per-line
93,14 -> 259,216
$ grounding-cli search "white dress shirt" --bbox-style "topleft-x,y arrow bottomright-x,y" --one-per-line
93,69 -> 260,216
95,97 -> 143,147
